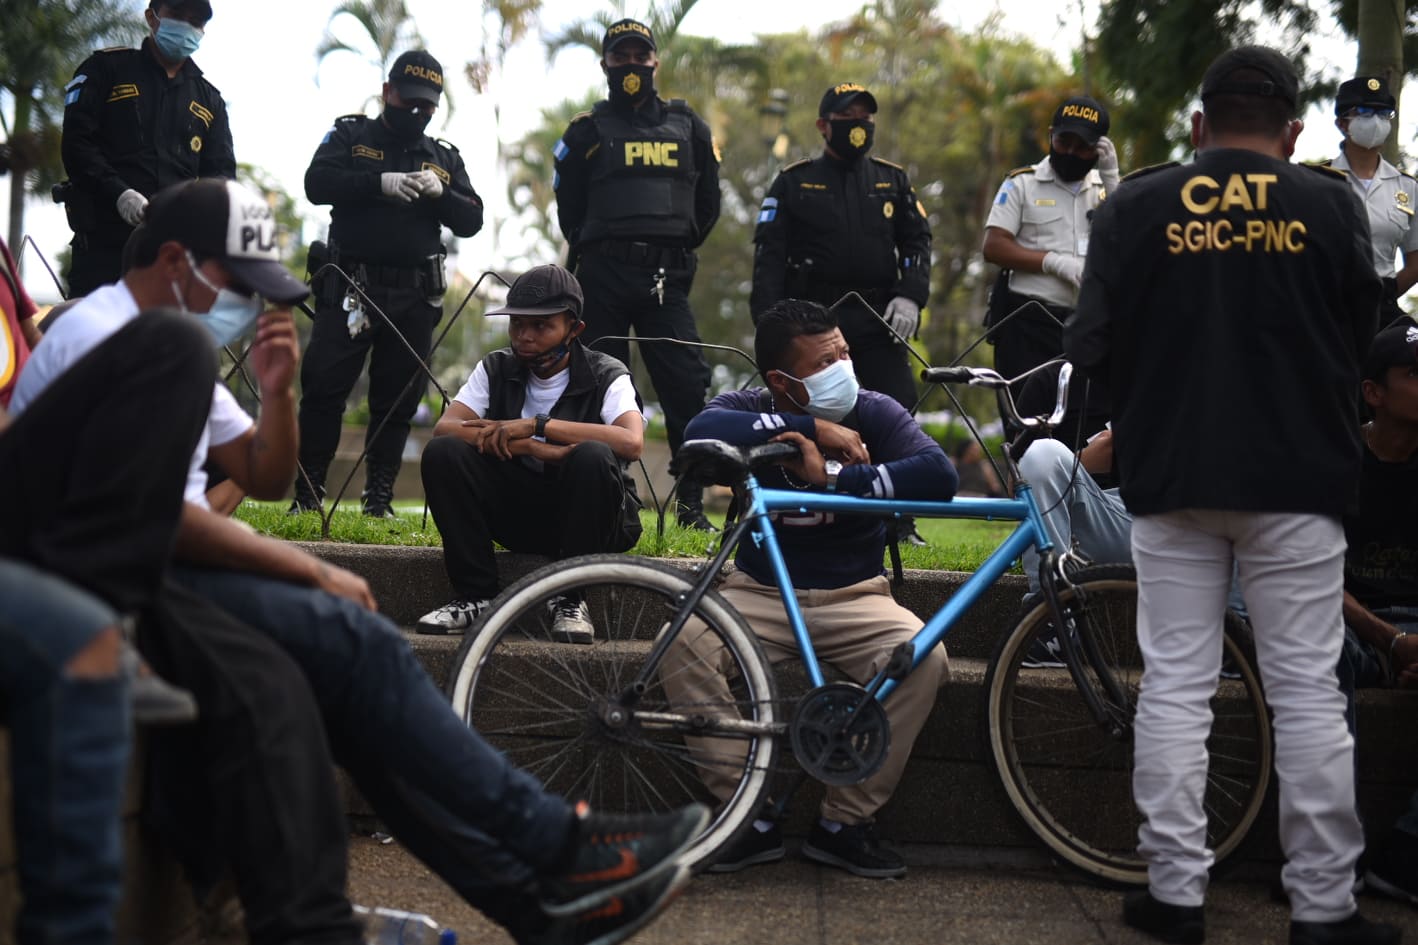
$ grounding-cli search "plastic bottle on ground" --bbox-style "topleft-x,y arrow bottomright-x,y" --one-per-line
352,905 -> 457,945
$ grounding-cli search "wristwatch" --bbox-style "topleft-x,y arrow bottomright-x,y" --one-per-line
534,413 -> 551,438
823,459 -> 843,492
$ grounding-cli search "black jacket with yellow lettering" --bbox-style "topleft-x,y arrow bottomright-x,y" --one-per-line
304,114 -> 483,266
750,152 -> 932,320
554,96 -> 720,250
1065,147 -> 1382,517
60,39 -> 235,245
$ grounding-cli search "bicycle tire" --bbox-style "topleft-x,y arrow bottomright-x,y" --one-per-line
446,554 -> 781,871
983,563 -> 1272,885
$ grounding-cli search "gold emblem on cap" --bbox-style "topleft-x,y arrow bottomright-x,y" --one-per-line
1368,78 -> 1381,91
622,72 -> 641,96
190,135 -> 202,153
883,201 -> 894,218
849,126 -> 867,148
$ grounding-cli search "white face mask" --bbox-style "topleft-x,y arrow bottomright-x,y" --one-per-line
780,358 -> 860,422
174,252 -> 264,348
1348,114 -> 1393,150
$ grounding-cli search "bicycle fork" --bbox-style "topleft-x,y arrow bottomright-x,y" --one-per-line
1038,557 -> 1133,739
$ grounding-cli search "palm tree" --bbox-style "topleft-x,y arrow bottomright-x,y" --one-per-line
0,0 -> 141,258
545,0 -> 703,63
315,0 -> 433,116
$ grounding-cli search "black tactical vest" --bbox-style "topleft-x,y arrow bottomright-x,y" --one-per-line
581,100 -> 699,245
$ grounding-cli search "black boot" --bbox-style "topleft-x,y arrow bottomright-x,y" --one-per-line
676,484 -> 717,532
288,463 -> 327,514
361,461 -> 400,518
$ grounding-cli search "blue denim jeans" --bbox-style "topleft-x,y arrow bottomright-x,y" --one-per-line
1018,438 -> 1132,594
169,566 -> 574,926
0,559 -> 128,945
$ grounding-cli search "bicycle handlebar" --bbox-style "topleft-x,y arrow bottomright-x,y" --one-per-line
920,361 -> 1073,433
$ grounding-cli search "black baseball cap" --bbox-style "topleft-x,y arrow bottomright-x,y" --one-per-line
1200,45 -> 1299,108
1051,96 -> 1109,144
488,265 -> 584,319
819,83 -> 878,118
602,18 -> 656,54
389,50 -> 444,106
1336,76 -> 1396,115
145,178 -> 309,305
1363,322 -> 1418,381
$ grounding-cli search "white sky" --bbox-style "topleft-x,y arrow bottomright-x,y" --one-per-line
0,0 -> 1397,301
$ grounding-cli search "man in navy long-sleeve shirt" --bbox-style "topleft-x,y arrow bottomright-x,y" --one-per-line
665,298 -> 955,879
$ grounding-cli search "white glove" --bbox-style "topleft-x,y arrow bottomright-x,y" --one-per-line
1095,135 -> 1121,192
1042,251 -> 1085,289
883,296 -> 920,341
409,169 -> 443,199
116,188 -> 148,226
380,172 -> 420,203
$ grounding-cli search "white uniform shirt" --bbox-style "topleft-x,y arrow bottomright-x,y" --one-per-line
1331,149 -> 1418,279
10,281 -> 253,508
986,155 -> 1108,307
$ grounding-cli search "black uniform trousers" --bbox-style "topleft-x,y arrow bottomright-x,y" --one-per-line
574,251 -> 710,454
989,287 -> 1071,390
66,237 -> 128,299
0,312 -> 358,945
422,437 -> 641,601
298,283 -> 440,478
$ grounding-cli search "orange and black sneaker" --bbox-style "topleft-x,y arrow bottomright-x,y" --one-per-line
527,862 -> 691,945
538,801 -> 708,918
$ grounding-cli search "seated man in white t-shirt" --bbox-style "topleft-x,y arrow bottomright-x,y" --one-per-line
418,265 -> 645,639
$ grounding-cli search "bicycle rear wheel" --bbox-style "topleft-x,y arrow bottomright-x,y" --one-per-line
983,563 -> 1272,885
446,555 -> 781,871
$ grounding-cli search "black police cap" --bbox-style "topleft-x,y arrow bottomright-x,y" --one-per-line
1200,45 -> 1299,108
819,83 -> 878,118
1336,76 -> 1396,115
389,49 -> 444,106
1051,96 -> 1109,144
602,19 -> 656,55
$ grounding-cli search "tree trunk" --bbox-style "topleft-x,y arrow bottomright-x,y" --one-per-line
1356,0 -> 1405,165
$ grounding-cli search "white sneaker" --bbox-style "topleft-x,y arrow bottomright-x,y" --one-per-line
416,598 -> 490,635
547,596 -> 594,645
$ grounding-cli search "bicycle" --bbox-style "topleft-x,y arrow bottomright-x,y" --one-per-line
445,363 -> 1273,884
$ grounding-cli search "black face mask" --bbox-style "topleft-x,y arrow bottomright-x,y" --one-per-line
607,64 -> 655,107
1049,148 -> 1097,182
383,103 -> 433,141
519,326 -> 577,372
827,119 -> 874,161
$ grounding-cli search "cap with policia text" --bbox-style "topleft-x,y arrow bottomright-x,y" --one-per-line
602,18 -> 656,54
819,83 -> 878,118
1200,45 -> 1299,108
1051,96 -> 1109,144
1336,75 -> 1397,115
487,265 -> 584,319
1363,322 -> 1418,381
145,178 -> 309,305
389,50 -> 444,106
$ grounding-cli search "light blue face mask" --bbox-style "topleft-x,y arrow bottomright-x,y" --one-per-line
177,252 -> 264,348
153,16 -> 203,61
780,358 -> 860,422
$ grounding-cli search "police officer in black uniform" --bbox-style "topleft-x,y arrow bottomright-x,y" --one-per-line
552,18 -> 722,530
751,82 -> 932,412
1065,46 -> 1398,945
59,0 -> 234,297
294,50 -> 484,517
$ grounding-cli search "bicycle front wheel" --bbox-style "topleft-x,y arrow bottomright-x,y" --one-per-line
983,563 -> 1272,885
446,555 -> 781,871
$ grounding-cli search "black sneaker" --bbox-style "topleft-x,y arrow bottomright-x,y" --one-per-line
676,509 -> 719,532
707,822 -> 785,873
539,801 -> 708,918
1122,889 -> 1205,944
801,820 -> 905,878
526,862 -> 691,945
1021,633 -> 1065,669
1290,912 -> 1401,945
1365,829 -> 1418,907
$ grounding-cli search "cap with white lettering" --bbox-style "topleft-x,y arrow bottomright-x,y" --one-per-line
145,178 -> 309,305
389,49 -> 444,106
1363,322 -> 1418,382
1051,96 -> 1110,144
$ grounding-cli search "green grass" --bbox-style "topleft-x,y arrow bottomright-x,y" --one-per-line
234,500 -> 1018,573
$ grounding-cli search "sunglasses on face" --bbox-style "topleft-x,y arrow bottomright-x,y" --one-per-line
1348,105 -> 1397,120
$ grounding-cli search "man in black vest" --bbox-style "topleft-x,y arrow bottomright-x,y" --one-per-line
418,265 -> 644,637
59,0 -> 235,297
293,50 -> 484,518
553,18 -> 721,530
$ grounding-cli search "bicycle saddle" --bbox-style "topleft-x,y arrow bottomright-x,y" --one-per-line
670,439 -> 801,485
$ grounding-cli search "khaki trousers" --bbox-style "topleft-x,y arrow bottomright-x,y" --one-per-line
660,570 -> 947,824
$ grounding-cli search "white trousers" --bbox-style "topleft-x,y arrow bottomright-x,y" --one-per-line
1131,510 -> 1360,921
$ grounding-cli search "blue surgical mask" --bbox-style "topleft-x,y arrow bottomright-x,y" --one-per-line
153,17 -> 203,61
177,252 -> 264,348
781,358 -> 860,422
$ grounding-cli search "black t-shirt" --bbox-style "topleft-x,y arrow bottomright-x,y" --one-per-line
1344,443 -> 1418,611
